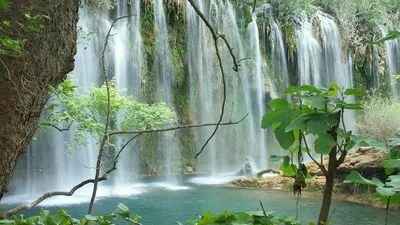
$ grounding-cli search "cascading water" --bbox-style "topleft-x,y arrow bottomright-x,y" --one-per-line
295,10 -> 356,130
112,0 -> 143,185
153,0 -> 181,178
186,0 -> 269,173
269,19 -> 289,95
295,11 -> 323,86
381,27 -> 400,97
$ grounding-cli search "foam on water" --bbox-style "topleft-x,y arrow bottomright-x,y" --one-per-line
150,182 -> 190,191
188,175 -> 242,185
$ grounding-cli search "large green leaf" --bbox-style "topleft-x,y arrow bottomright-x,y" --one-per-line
284,114 -> 313,132
261,98 -> 289,128
314,133 -> 336,154
373,30 -> 400,44
275,123 -> 295,149
386,175 -> 400,188
343,171 -> 384,187
375,187 -> 399,197
306,95 -> 328,109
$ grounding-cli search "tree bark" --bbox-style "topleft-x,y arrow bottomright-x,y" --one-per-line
0,0 -> 79,201
317,111 -> 340,225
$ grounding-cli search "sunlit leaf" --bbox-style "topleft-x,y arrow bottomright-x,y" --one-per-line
373,30 -> 400,44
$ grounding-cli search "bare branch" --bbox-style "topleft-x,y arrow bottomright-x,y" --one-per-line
39,121 -> 73,132
187,0 -> 242,158
108,114 -> 248,136
88,14 -> 133,214
0,177 -> 107,219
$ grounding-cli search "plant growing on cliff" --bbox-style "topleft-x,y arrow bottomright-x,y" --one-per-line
261,83 -> 383,225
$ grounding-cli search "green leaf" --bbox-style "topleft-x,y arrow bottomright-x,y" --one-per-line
274,123 -> 295,149
298,85 -> 322,93
85,215 -> 98,221
280,163 -> 296,177
306,95 -> 328,109
327,82 -> 339,96
363,139 -> 386,150
285,114 -> 313,132
261,98 -> 289,128
343,171 -> 384,187
344,88 -> 365,97
134,215 -> 142,221
314,133 -> 336,154
117,203 -> 129,212
373,30 -> 400,44
375,187 -> 398,197
0,0 -> 9,9
283,86 -> 300,94
382,159 -> 400,169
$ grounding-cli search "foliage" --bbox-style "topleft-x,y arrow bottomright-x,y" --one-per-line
0,203 -> 142,225
40,76 -> 176,153
261,83 -> 367,174
373,30 -> 400,44
260,83 -> 386,224
0,13 -> 50,55
357,94 -> 400,145
344,134 -> 400,224
178,211 -> 304,225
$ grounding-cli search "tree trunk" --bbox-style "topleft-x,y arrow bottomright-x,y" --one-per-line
0,0 -> 79,201
317,111 -> 340,225
318,168 -> 335,225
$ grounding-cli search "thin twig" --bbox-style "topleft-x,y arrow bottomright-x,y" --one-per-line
259,200 -> 268,218
302,133 -> 328,176
88,14 -> 133,214
109,114 -> 248,136
187,0 -> 240,158
39,121 -> 73,132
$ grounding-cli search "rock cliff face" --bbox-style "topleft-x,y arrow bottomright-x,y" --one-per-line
0,0 -> 79,201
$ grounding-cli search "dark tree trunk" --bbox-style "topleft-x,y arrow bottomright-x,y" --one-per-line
317,111 -> 340,225
0,0 -> 79,201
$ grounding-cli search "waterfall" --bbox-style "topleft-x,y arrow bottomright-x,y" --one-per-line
186,0 -> 269,173
153,0 -> 181,178
381,27 -> 400,97
270,19 -> 289,94
112,0 -> 143,185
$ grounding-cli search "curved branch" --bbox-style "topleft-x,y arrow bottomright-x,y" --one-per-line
88,14 -> 133,214
0,177 -> 107,219
39,121 -> 73,132
187,0 -> 240,158
109,114 -> 248,136
302,133 -> 328,176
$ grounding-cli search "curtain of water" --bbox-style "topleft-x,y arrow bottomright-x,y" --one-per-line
380,27 -> 400,98
186,0 -> 269,173
112,0 -> 143,185
153,0 -> 181,179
